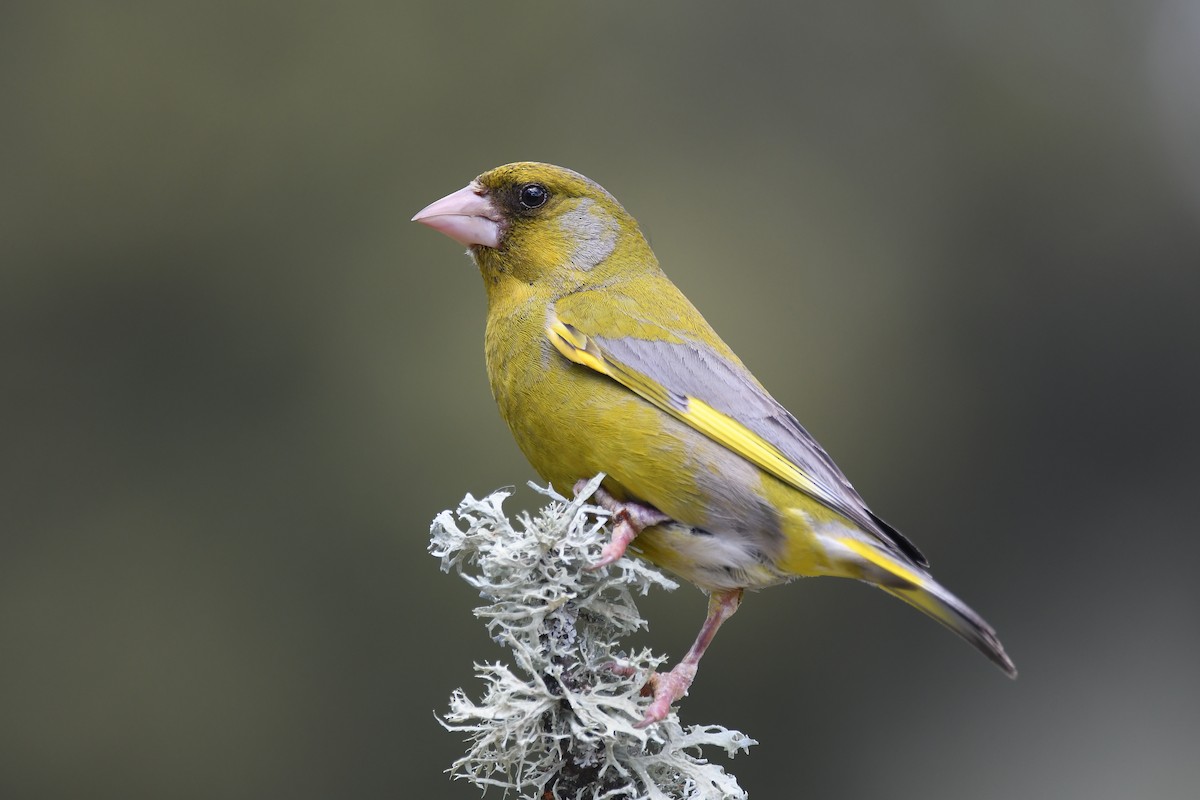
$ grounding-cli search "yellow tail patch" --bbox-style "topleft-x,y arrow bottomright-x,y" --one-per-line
835,537 -> 924,589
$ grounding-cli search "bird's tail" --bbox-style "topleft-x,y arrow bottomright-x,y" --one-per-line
830,536 -> 1017,678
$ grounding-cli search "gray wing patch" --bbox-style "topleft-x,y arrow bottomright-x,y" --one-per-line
592,333 -> 928,567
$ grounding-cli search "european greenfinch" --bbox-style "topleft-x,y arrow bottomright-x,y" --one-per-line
414,162 -> 1015,725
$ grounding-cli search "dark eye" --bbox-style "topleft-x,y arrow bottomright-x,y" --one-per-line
518,183 -> 548,209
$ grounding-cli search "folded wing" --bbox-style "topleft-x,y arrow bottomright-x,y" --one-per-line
547,305 -> 928,568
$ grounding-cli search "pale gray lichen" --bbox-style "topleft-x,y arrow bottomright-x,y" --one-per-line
429,475 -> 756,800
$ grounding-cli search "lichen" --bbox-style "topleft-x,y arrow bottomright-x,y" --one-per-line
429,475 -> 756,799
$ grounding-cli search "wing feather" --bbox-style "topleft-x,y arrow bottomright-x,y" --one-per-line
547,309 -> 928,567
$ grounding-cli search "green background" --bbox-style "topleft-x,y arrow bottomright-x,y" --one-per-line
5,2 -> 1199,798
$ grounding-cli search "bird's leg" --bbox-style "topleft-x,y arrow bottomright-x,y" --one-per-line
575,480 -> 670,569
635,588 -> 743,728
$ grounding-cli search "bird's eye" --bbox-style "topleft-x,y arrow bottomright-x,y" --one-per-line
518,183 -> 548,209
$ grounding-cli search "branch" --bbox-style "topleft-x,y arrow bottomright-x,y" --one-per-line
429,475 -> 756,799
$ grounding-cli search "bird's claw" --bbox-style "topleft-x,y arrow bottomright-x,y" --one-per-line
601,660 -> 695,727
633,663 -> 698,728
575,481 -> 670,570
586,514 -> 639,570
600,659 -> 639,678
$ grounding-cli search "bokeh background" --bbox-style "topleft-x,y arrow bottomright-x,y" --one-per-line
4,2 -> 1200,798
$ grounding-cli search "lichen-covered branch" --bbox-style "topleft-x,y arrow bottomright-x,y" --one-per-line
429,476 -> 756,800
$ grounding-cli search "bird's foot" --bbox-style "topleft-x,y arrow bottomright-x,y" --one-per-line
574,480 -> 669,569
589,517 -> 639,569
600,660 -> 639,678
633,662 -> 698,728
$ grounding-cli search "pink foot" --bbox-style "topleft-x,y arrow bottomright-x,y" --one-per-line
629,589 -> 743,727
601,660 -> 639,678
574,480 -> 669,569
634,663 -> 698,728
589,516 -> 639,569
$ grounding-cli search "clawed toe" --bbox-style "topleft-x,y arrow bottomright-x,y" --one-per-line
577,484 -> 668,570
585,534 -> 633,570
633,663 -> 698,728
603,661 -> 695,726
600,660 -> 640,679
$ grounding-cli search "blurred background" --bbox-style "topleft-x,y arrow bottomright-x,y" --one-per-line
4,1 -> 1199,798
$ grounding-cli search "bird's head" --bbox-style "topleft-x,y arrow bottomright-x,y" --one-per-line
413,162 -> 651,287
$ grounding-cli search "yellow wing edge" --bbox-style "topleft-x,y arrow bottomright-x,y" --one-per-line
546,317 -> 611,376
546,314 -> 827,502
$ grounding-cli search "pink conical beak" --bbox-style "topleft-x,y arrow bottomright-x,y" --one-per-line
412,181 -> 503,248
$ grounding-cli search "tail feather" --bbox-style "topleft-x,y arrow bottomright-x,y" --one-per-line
834,536 -> 1017,678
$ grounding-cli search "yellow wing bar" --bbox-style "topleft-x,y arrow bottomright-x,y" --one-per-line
681,396 -> 826,499
546,315 -> 828,503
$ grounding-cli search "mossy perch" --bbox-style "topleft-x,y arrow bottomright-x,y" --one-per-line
430,476 -> 756,799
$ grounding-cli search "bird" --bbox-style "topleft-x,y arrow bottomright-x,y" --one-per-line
413,162 -> 1016,725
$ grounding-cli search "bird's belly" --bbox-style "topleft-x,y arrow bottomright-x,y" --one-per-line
633,520 -> 794,592
493,349 -> 794,579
